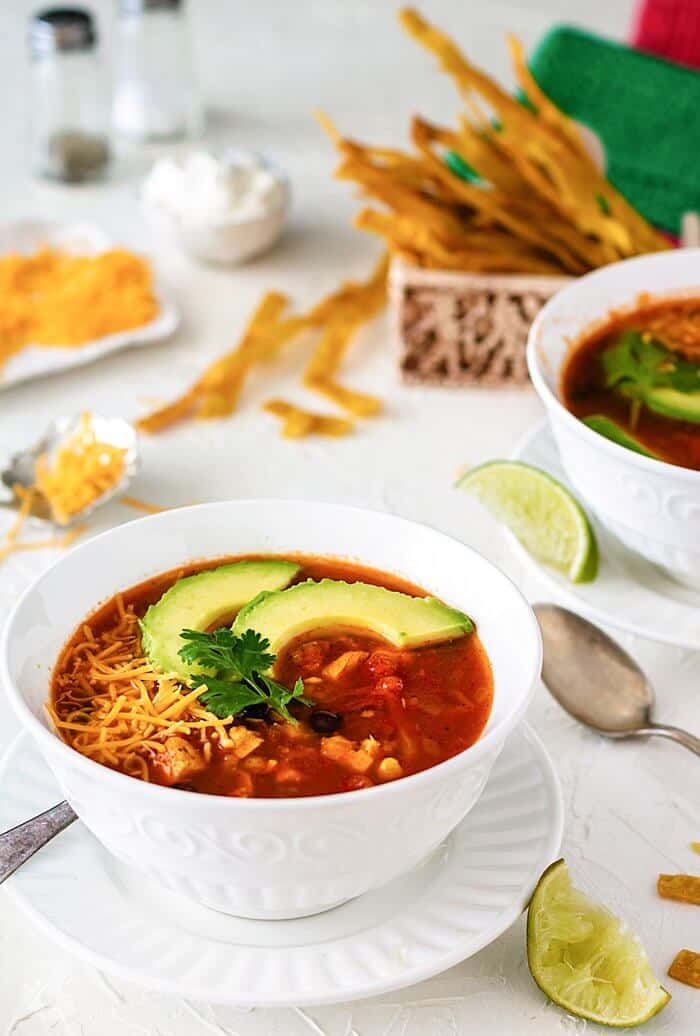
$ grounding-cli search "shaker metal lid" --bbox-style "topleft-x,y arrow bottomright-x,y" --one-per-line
29,8 -> 97,55
118,0 -> 183,12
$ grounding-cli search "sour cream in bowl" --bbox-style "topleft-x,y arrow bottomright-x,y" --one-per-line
142,149 -> 290,265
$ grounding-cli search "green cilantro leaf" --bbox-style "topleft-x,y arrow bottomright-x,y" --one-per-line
179,628 -> 312,723
603,331 -> 700,398
191,676 -> 266,720
178,627 -> 275,677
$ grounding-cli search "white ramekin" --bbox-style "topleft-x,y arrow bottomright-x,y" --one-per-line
141,153 -> 290,266
527,249 -> 700,587
1,500 -> 541,920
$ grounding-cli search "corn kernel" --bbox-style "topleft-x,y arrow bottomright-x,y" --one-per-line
377,757 -> 403,781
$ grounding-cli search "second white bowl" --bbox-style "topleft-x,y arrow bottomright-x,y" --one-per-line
527,249 -> 700,587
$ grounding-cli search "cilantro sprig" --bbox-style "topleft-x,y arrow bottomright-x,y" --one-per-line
603,331 -> 700,399
178,627 -> 312,724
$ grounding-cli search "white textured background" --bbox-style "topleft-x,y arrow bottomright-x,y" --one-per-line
1,1 -> 699,1033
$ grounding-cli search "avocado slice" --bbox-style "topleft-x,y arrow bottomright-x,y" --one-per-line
642,386 -> 700,425
141,560 -> 300,682
232,578 -> 473,658
583,415 -> 659,458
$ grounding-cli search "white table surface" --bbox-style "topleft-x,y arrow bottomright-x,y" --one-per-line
1,1 -> 699,1033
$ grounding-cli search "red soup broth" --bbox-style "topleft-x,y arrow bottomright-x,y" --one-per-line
561,298 -> 700,471
50,555 -> 494,798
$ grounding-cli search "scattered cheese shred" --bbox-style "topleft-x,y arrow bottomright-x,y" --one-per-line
121,495 -> 166,514
0,486 -> 86,566
137,254 -> 388,435
262,399 -> 354,438
35,412 -> 127,524
50,600 -> 228,776
0,247 -> 159,370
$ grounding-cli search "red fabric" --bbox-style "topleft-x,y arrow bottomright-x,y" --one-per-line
631,0 -> 700,69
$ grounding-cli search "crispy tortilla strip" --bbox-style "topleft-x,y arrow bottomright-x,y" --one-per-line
506,34 -> 588,160
658,874 -> 700,906
400,8 -> 667,258
135,387 -> 200,435
263,399 -> 353,438
302,253 -> 387,416
668,949 -> 700,988
410,117 -> 597,272
138,256 -> 387,436
305,376 -> 382,417
692,842 -> 700,854
137,292 -> 291,433
355,208 -> 565,274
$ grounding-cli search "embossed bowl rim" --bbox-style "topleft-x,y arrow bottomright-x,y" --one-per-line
527,247 -> 700,482
1,499 -> 541,810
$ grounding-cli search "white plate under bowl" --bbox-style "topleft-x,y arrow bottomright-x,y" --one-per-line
513,420 -> 700,649
0,726 -> 562,1007
0,220 -> 179,389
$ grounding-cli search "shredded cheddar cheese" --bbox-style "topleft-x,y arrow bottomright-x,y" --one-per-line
0,247 -> 159,370
35,413 -> 127,524
0,485 -> 87,566
121,495 -> 167,514
49,598 -> 228,777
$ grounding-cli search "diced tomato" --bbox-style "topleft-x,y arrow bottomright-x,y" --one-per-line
367,651 -> 401,676
375,675 -> 403,695
343,774 -> 373,791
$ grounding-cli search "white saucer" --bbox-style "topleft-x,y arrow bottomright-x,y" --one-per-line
0,726 -> 562,1008
513,421 -> 700,649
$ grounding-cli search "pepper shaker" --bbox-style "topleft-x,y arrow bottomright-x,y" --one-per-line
28,7 -> 111,184
112,0 -> 203,143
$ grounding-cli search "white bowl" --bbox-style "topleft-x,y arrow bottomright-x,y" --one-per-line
142,155 -> 290,266
527,249 -> 700,588
1,500 -> 541,920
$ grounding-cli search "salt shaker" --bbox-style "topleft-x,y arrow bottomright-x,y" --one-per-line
112,0 -> 202,142
28,8 -> 111,183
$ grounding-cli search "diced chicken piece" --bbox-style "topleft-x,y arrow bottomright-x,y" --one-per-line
322,650 -> 369,681
275,763 -> 303,783
376,757 -> 403,782
228,771 -> 254,798
321,734 -> 378,774
221,725 -> 263,759
161,736 -> 206,784
291,640 -> 330,673
242,755 -> 278,774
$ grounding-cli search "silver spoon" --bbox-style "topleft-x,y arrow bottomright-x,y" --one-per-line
534,603 -> 700,756
0,802 -> 76,883
1,413 -> 139,527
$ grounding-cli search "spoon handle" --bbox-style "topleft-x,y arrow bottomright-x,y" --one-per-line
0,801 -> 77,884
642,723 -> 700,757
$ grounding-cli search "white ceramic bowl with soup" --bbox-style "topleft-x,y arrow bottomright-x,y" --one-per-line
2,500 -> 541,920
527,249 -> 700,587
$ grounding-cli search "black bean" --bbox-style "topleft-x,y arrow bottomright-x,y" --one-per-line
239,702 -> 270,723
309,710 -> 343,735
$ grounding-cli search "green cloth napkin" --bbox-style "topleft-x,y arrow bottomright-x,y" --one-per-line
529,25 -> 700,234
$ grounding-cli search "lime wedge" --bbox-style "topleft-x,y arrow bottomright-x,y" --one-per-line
457,460 -> 598,582
527,860 -> 670,1028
